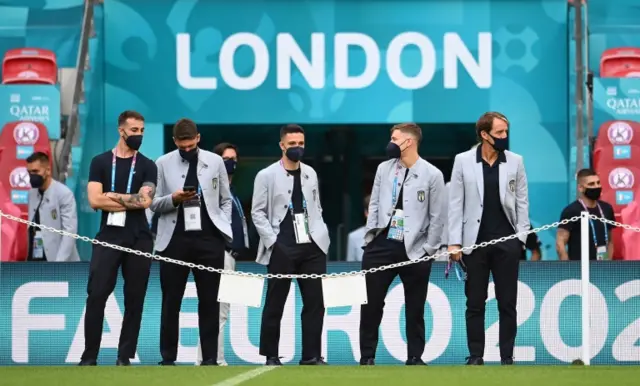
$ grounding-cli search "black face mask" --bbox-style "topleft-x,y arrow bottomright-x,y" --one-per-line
29,173 -> 44,189
224,159 -> 237,175
584,187 -> 602,201
489,134 -> 508,152
386,141 -> 402,159
125,134 -> 143,151
285,146 -> 304,162
179,147 -> 198,162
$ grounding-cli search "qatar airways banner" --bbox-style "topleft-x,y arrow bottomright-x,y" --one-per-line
1,261 -> 639,365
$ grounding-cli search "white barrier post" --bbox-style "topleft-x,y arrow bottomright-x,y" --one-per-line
580,211 -> 591,366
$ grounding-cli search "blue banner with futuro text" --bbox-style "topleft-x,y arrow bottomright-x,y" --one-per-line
1,261 -> 639,366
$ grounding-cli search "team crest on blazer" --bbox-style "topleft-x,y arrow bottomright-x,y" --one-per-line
509,179 -> 516,193
417,190 -> 425,202
51,209 -> 57,220
212,177 -> 218,189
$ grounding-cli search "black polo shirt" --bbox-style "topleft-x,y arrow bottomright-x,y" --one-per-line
476,146 -> 515,244
558,200 -> 615,260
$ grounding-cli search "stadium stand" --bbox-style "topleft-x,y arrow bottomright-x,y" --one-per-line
1,48 -> 57,85
600,47 -> 640,77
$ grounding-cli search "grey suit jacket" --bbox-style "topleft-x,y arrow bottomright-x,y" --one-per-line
27,180 -> 80,262
251,161 -> 330,265
364,158 -> 446,260
151,149 -> 233,252
448,148 -> 530,255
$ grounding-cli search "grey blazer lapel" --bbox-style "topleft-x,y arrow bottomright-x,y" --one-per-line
474,159 -> 484,202
499,160 -> 508,206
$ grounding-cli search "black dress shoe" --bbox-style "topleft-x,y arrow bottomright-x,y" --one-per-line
406,357 -> 427,366
465,356 -> 484,365
116,358 -> 131,366
78,359 -> 97,366
158,360 -> 175,366
501,357 -> 514,365
265,357 -> 283,366
299,357 -> 327,365
201,359 -> 219,366
359,357 -> 375,366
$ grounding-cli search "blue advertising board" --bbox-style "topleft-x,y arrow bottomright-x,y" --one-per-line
593,77 -> 640,132
97,0 -> 571,257
0,85 -> 61,139
1,261 -> 639,365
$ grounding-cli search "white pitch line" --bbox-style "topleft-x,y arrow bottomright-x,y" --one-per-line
211,366 -> 278,386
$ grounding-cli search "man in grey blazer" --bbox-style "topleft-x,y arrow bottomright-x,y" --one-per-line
448,112 -> 529,366
151,118 -> 232,366
26,151 -> 80,262
251,124 -> 329,366
359,123 -> 446,366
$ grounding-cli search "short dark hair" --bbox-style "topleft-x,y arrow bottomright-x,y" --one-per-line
390,123 -> 422,144
363,194 -> 371,209
117,110 -> 144,127
577,168 -> 598,182
26,151 -> 49,164
476,112 -> 509,141
280,124 -> 304,139
173,118 -> 198,140
213,142 -> 238,157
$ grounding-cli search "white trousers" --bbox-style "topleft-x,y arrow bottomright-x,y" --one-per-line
196,251 -> 236,365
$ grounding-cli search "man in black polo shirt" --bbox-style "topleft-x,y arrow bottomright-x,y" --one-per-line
448,112 -> 530,365
556,168 -> 615,261
80,110 -> 157,366
151,119 -> 232,366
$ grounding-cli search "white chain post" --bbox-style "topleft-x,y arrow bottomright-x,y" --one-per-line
580,211 -> 590,366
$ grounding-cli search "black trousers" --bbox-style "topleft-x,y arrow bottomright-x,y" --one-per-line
465,239 -> 520,359
81,236 -> 153,361
359,237 -> 433,360
159,236 -> 225,363
259,242 -> 326,359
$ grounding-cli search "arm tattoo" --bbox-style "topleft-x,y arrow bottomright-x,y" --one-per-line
117,194 -> 146,209
142,182 -> 156,199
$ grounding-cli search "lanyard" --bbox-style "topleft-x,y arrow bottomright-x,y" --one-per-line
232,194 -> 244,218
280,160 -> 308,218
578,199 -> 608,248
391,161 -> 404,206
111,150 -> 137,194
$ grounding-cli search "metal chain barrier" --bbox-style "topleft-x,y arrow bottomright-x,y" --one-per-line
4,210 -> 629,279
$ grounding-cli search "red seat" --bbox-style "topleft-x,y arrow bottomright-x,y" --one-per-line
0,121 -> 51,218
612,218 -> 625,260
0,154 -> 29,261
593,145 -> 640,170
2,48 -> 57,85
601,48 -> 640,77
595,120 -> 639,149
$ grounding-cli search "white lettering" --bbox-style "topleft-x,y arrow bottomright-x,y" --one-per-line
334,33 -> 380,89
219,33 -> 269,90
12,282 -> 67,363
612,280 -> 640,361
177,283 -> 198,363
176,33 -> 217,90
444,32 -> 492,89
386,32 -> 436,90
539,280 -> 608,363
485,281 -> 536,362
176,32 -> 491,90
277,33 -> 325,89
67,294 -> 140,363
379,284 -> 451,363
230,283 -> 295,364
321,306 -> 360,362
10,105 -> 50,122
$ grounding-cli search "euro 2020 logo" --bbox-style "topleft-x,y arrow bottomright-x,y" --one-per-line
608,167 -> 635,190
13,122 -> 40,145
607,121 -> 633,145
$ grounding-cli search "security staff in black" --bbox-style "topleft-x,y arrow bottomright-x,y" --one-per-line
448,112 -> 530,365
80,110 -> 157,366
151,119 -> 233,366
252,125 -> 330,366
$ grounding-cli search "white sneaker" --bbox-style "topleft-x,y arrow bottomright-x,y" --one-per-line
218,361 -> 228,366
